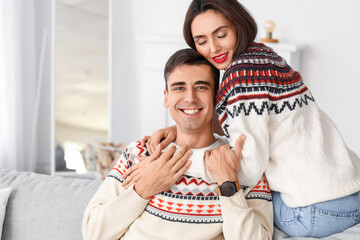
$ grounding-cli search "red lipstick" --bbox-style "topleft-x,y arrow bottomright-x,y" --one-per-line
212,53 -> 228,64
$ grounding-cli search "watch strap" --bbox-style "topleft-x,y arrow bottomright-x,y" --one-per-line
216,181 -> 241,196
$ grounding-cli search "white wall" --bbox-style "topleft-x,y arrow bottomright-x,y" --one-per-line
129,0 -> 360,155
242,0 -> 360,155
109,0 -> 141,144
34,0 -> 53,173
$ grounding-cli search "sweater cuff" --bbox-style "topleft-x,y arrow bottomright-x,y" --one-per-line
219,189 -> 249,209
113,184 -> 149,215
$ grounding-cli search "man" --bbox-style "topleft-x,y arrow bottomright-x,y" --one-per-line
82,49 -> 273,240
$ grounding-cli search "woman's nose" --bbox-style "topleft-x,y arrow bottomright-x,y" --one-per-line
210,39 -> 220,53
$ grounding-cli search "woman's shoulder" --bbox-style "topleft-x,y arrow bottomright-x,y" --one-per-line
226,42 -> 286,71
244,42 -> 277,57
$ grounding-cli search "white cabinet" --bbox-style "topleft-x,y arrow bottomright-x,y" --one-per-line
266,42 -> 305,71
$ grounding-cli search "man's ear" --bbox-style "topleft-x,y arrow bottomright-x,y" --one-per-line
164,89 -> 169,108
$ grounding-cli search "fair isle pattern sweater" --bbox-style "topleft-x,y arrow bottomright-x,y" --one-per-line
216,42 -> 360,208
82,140 -> 273,240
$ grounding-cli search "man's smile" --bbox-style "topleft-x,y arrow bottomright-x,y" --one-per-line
179,108 -> 203,116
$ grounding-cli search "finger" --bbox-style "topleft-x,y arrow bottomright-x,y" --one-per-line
168,145 -> 190,166
143,135 -> 151,143
159,145 -> 177,162
172,149 -> 193,172
145,139 -> 153,155
136,155 -> 146,161
158,135 -> 175,150
150,144 -> 164,161
150,141 -> 157,155
151,131 -> 163,147
219,144 -> 231,151
140,136 -> 150,147
122,171 -> 137,187
124,175 -> 141,190
122,164 -> 138,178
173,160 -> 192,181
235,134 -> 246,157
158,139 -> 171,150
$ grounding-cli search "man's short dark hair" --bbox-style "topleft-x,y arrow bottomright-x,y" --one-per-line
164,48 -> 220,95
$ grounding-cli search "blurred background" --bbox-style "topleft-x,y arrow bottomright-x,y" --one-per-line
0,0 -> 359,179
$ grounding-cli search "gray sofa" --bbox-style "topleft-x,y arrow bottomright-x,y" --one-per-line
0,168 -> 101,240
1,168 -> 359,240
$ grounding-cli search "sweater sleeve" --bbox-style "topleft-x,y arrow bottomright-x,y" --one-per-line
82,141 -> 149,240
220,175 -> 273,240
216,43 -> 304,187
217,70 -> 270,187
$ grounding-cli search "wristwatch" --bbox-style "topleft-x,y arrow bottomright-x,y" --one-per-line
216,181 -> 241,197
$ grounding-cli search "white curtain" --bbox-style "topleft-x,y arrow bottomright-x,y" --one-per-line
0,0 -> 37,171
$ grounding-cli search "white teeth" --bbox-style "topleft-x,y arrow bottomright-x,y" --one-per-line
183,109 -> 199,115
215,54 -> 226,60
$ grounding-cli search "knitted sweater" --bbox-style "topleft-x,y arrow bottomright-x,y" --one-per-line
216,42 -> 360,208
82,139 -> 273,240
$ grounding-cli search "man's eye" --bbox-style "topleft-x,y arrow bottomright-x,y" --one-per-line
196,86 -> 207,90
175,87 -> 184,91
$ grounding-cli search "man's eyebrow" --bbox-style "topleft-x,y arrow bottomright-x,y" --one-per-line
193,26 -> 228,39
170,81 -> 210,87
195,80 -> 211,86
170,81 -> 186,87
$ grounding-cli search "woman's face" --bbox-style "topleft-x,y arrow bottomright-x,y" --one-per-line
191,10 -> 237,70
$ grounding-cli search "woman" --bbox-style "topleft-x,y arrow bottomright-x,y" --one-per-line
125,0 -> 360,237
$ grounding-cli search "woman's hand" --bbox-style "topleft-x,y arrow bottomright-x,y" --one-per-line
144,126 -> 177,155
134,145 -> 192,199
204,135 -> 246,185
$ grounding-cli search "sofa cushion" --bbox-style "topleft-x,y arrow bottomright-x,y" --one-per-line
0,168 -> 101,240
0,187 -> 12,240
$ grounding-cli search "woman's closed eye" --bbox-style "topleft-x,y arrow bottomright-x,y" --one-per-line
197,39 -> 207,45
217,33 -> 227,39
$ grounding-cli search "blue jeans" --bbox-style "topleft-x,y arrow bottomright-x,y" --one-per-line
272,191 -> 360,238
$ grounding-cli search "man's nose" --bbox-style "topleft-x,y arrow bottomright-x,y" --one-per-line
184,89 -> 197,102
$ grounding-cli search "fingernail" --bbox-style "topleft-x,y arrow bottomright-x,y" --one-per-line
187,149 -> 192,155
241,135 -> 246,140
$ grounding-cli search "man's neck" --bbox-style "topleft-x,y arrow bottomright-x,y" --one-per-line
174,127 -> 216,149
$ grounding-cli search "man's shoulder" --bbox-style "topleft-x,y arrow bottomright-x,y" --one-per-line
107,140 -> 148,182
124,140 -> 149,157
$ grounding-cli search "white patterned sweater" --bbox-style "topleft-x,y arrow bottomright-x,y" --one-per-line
82,139 -> 273,240
217,42 -> 360,208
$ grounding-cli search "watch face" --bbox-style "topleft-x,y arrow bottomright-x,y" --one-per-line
220,182 -> 237,197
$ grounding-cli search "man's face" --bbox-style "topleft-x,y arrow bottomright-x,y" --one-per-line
164,64 -> 215,134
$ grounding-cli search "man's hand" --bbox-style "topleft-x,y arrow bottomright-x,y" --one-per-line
133,145 -> 192,199
204,135 -> 246,185
122,155 -> 151,190
122,143 -> 163,189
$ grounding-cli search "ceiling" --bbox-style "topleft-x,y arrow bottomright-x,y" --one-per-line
55,0 -> 109,132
